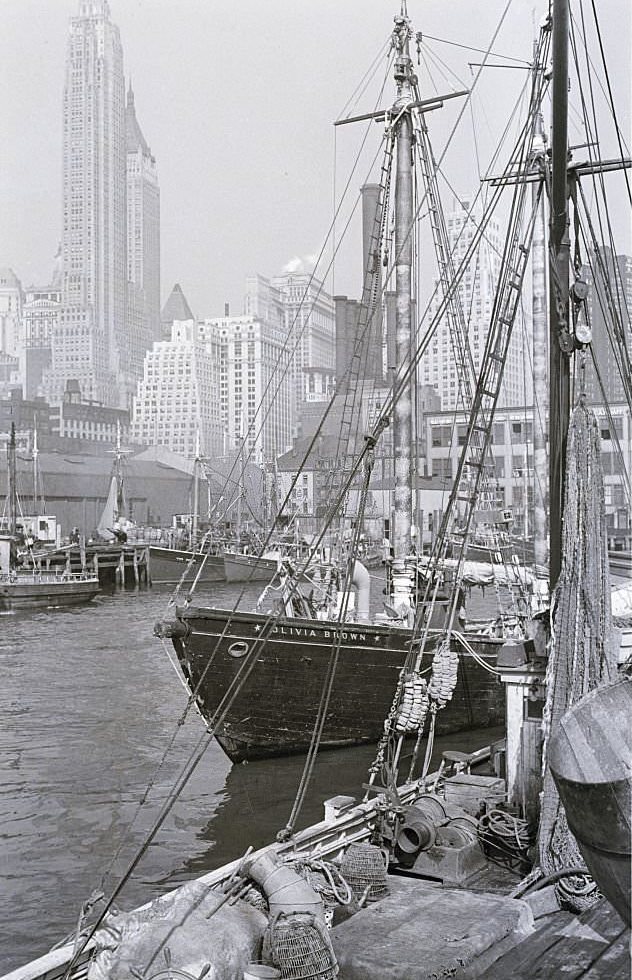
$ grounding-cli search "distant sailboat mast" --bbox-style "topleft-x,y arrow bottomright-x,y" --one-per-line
7,423 -> 17,536
190,429 -> 201,549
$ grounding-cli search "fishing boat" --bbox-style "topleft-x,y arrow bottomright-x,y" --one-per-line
154,0 -> 554,763
4,2 -> 631,978
0,426 -> 100,611
222,547 -> 281,583
149,438 -> 226,585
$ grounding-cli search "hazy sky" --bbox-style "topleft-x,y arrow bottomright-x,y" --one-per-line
1,0 -> 629,318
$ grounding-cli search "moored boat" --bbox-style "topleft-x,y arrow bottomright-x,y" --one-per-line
222,549 -> 280,583
149,543 -> 225,585
163,602 -> 505,761
0,426 -> 100,611
549,676 -> 632,925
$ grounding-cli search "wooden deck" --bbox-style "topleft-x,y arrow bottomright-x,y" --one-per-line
480,898 -> 630,979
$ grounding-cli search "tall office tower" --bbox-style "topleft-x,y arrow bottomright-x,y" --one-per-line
198,308 -> 293,465
44,1 -> 156,409
268,270 -> 335,430
419,201 -> 527,411
131,320 -> 223,458
0,268 -> 24,360
22,281 -> 61,399
583,246 -> 632,404
126,81 -> 160,356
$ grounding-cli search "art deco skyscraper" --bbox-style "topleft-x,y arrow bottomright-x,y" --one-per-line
126,81 -> 161,369
44,1 -> 158,409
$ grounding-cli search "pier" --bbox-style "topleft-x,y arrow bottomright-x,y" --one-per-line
37,543 -> 151,589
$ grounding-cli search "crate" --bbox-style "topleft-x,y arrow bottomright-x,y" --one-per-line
443,773 -> 506,815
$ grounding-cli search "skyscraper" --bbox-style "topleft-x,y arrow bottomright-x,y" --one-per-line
419,201 -> 527,411
583,246 -> 632,404
43,1 -> 159,409
126,81 -> 161,351
131,320 -> 223,458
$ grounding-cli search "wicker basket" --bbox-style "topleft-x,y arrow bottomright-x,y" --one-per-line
339,843 -> 389,903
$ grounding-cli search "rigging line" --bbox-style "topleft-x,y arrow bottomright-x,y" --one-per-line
586,1 -> 632,200
337,36 -> 391,120
588,349 -> 632,506
379,0 -> 519,300
418,41 -> 467,93
231,55 -> 395,525
419,33 -> 531,65
172,21 -> 548,820
580,21 -> 629,360
576,185 -> 632,407
570,14 -> 629,332
185,50 -> 395,567
469,97 -> 484,185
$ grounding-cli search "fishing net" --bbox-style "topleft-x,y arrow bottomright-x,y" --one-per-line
538,400 -> 618,911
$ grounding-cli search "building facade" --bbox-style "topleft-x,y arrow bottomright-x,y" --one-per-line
419,201 -> 527,411
422,402 -> 631,547
131,320 -> 223,458
126,81 -> 161,351
198,311 -> 293,464
0,268 -> 24,362
22,283 -> 61,399
268,272 -> 335,426
583,247 -> 632,405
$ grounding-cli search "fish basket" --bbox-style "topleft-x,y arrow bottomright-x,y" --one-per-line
269,912 -> 338,979
339,842 -> 389,903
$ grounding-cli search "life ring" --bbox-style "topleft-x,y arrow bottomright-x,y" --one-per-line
227,640 -> 249,659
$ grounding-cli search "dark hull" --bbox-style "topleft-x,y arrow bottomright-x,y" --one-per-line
170,605 -> 505,762
550,677 -> 632,925
223,552 -> 279,583
149,546 -> 225,585
0,576 -> 100,611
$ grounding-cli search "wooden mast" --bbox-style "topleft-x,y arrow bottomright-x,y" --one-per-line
548,0 -> 572,589
391,7 -> 415,601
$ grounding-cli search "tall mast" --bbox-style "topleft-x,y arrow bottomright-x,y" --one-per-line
531,105 -> 549,575
548,0 -> 571,589
191,429 -> 201,548
391,10 -> 414,568
7,423 -> 17,536
32,424 -> 40,516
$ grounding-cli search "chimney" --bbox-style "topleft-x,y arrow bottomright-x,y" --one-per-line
224,302 -> 230,317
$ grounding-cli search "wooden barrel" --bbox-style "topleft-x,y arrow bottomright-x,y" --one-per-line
549,676 -> 631,925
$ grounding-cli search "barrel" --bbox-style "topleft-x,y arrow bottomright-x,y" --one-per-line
549,676 -> 631,925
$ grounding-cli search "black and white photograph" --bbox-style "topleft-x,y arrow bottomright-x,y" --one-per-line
0,1 -> 630,977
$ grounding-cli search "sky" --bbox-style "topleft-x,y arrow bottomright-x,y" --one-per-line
0,0 -> 629,319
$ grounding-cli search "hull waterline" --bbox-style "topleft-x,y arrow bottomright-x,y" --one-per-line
0,576 -> 100,612
149,546 -> 225,585
164,605 -> 505,762
223,552 -> 279,583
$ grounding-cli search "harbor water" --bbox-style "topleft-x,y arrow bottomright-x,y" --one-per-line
0,579 -> 501,973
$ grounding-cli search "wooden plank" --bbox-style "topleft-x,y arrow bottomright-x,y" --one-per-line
522,900 -> 627,979
577,928 -> 631,979
578,898 -> 626,939
479,911 -> 574,978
